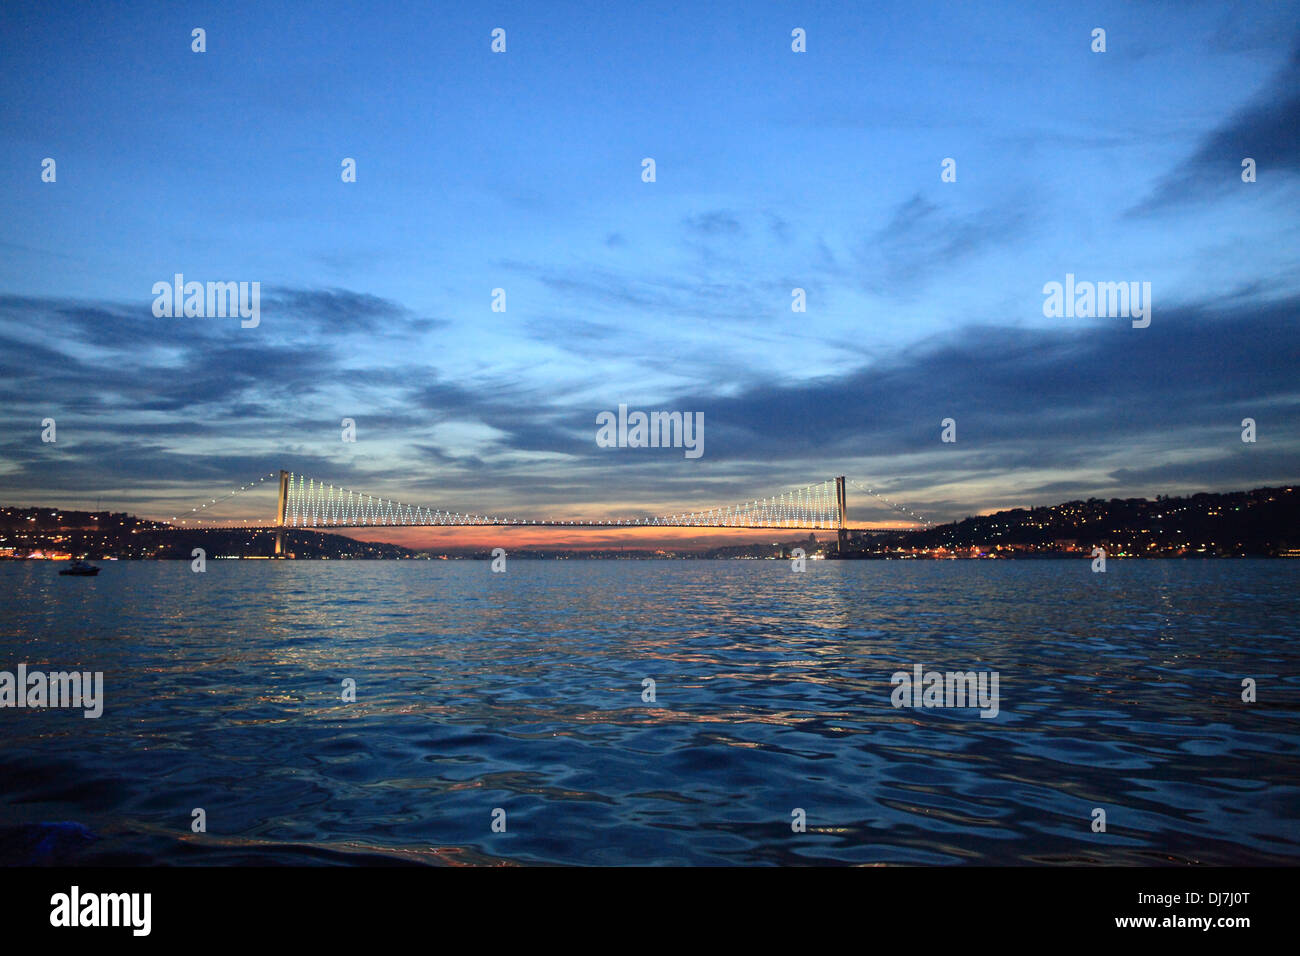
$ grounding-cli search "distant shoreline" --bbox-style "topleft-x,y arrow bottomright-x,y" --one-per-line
2,484 -> 1296,560
4,554 -> 1297,562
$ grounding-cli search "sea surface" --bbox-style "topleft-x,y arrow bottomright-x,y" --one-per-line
1,559 -> 1297,866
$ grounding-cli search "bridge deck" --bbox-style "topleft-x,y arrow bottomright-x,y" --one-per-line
157,523 -> 873,531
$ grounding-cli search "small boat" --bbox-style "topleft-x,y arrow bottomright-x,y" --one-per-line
58,561 -> 101,576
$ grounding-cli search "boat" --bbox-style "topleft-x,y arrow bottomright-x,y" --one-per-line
58,560 -> 101,576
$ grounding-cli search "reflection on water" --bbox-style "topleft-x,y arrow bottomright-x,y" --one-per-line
1,559 -> 1297,865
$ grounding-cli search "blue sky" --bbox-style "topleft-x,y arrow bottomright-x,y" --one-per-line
1,0 -> 1297,541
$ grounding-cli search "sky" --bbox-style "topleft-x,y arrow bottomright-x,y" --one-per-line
1,0 -> 1297,548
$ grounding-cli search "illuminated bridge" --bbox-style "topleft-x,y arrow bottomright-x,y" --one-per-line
162,471 -> 930,550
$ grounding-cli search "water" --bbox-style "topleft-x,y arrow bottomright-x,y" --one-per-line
1,559 -> 1297,866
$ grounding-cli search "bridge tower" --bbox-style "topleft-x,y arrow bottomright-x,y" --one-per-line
835,476 -> 848,553
274,470 -> 289,556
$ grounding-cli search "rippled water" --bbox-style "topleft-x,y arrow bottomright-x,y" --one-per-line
1,559 -> 1297,865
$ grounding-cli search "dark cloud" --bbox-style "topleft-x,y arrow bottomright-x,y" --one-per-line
258,287 -> 419,335
514,262 -> 776,326
677,297 -> 1299,453
1130,41 -> 1300,215
852,192 -> 1031,294
684,211 -> 744,236
766,212 -> 792,243
1106,447 -> 1299,488
2,285 -> 1297,524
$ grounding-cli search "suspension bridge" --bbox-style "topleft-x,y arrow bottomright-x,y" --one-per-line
161,471 -> 931,552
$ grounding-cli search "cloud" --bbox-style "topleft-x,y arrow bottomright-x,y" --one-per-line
2,285 -> 1297,524
851,192 -> 1031,294
657,293 -> 1300,504
1130,41 -> 1300,215
258,287 -> 422,335
683,210 -> 743,236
